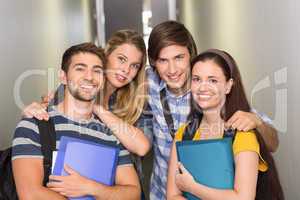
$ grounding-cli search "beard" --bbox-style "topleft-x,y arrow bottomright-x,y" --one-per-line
67,80 -> 98,102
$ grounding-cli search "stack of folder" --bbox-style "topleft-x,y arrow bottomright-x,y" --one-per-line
176,137 -> 234,200
53,136 -> 120,200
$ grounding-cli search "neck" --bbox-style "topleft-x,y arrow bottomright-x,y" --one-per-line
200,108 -> 224,136
103,81 -> 117,109
57,90 -> 94,121
168,79 -> 190,97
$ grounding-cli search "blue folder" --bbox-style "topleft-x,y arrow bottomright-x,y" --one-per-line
53,136 -> 120,200
176,137 -> 234,200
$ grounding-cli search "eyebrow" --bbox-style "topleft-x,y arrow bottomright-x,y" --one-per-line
94,65 -> 104,70
192,75 -> 219,79
74,63 -> 103,69
207,75 -> 219,79
117,53 -> 128,61
174,53 -> 185,58
158,53 -> 186,60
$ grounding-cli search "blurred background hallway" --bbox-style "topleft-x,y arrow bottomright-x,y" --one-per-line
0,0 -> 299,199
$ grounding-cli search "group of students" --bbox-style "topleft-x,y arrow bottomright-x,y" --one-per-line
11,20 -> 284,200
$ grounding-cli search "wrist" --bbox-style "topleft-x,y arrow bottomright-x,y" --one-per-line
187,179 -> 196,194
86,179 -> 101,196
255,114 -> 263,128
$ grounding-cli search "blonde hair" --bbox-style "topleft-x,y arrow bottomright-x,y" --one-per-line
105,29 -> 147,125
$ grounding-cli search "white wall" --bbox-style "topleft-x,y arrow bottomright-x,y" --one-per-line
178,0 -> 299,199
0,0 -> 96,149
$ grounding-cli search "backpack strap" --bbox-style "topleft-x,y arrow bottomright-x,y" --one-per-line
37,119 -> 56,186
160,88 -> 176,138
182,121 -> 198,141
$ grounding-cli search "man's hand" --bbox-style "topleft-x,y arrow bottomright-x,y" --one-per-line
226,110 -> 279,152
225,110 -> 262,132
47,165 -> 96,198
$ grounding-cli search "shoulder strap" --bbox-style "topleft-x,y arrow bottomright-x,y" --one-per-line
182,121 -> 198,141
160,88 -> 176,138
224,128 -> 237,142
182,126 -> 237,141
37,119 -> 56,186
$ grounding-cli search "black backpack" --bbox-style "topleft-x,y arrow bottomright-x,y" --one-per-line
0,119 -> 56,200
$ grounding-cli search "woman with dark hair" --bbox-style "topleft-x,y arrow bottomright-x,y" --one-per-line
167,49 -> 284,200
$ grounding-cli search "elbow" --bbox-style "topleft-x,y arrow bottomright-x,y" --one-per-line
136,146 -> 150,157
135,139 -> 151,157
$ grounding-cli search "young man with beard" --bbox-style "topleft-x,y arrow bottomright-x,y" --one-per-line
144,21 -> 279,199
12,43 -> 140,200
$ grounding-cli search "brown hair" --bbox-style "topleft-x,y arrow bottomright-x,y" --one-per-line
104,29 -> 147,125
148,20 -> 197,65
61,42 -> 106,73
187,49 -> 284,200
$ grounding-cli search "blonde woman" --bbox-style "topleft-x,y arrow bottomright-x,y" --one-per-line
23,29 -> 151,156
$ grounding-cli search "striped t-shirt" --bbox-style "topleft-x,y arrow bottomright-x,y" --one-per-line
12,106 -> 132,167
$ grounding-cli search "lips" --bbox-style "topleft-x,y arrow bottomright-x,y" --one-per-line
80,83 -> 97,92
167,73 -> 182,82
115,73 -> 127,82
196,93 -> 213,100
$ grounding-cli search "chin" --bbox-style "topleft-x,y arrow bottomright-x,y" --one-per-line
167,81 -> 185,90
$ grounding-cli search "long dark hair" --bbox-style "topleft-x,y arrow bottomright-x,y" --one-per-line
186,49 -> 284,200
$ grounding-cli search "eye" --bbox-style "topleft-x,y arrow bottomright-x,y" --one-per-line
75,66 -> 85,71
118,56 -> 126,63
208,79 -> 218,84
157,58 -> 167,64
175,55 -> 184,61
94,68 -> 103,74
192,76 -> 201,82
131,63 -> 141,69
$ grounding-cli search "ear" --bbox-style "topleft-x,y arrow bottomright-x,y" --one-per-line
225,78 -> 234,94
59,69 -> 67,85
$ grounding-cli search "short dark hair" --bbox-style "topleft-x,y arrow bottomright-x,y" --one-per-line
148,20 -> 197,65
61,42 -> 106,72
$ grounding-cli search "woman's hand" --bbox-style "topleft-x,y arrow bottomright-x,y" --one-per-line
92,104 -> 106,118
47,165 -> 96,198
22,92 -> 54,120
22,102 -> 49,120
175,162 -> 195,193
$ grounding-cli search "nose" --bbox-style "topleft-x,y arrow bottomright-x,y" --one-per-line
198,81 -> 210,91
167,61 -> 178,75
121,63 -> 130,74
85,69 -> 93,80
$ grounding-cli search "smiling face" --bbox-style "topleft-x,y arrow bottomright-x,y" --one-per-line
191,60 -> 233,112
154,45 -> 191,95
61,52 -> 104,102
105,43 -> 143,89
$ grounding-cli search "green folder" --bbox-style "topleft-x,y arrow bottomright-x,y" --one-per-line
176,137 -> 234,200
